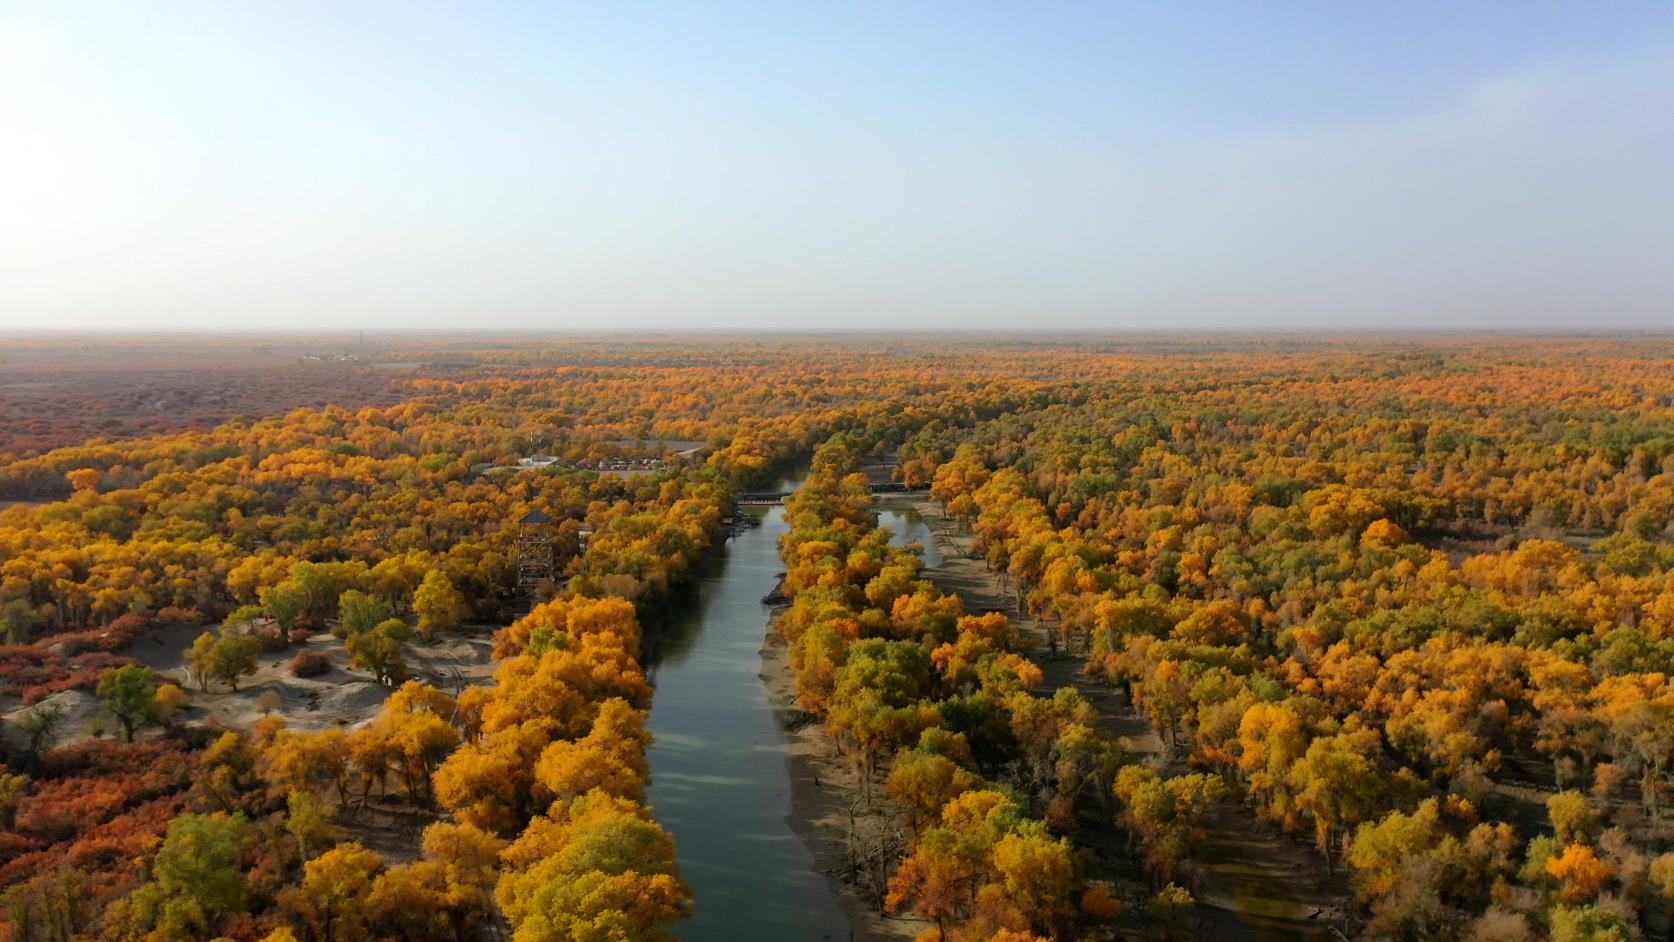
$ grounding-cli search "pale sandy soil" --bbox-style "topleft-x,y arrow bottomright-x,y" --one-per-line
899,494 -> 1352,942
3,620 -> 495,756
1,616 -> 497,875
127,620 -> 497,737
0,690 -> 105,752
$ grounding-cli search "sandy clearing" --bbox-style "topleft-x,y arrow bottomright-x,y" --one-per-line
1,689 -> 106,753
73,619 -> 500,744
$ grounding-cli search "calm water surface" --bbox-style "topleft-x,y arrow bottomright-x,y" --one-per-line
649,493 -> 1327,942
644,477 -> 848,942
644,487 -> 940,941
876,502 -> 942,568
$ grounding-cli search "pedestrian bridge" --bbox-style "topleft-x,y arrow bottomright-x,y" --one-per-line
734,482 -> 919,506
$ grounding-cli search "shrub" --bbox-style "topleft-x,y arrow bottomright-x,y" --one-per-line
21,669 -> 107,705
290,650 -> 332,678
104,613 -> 153,644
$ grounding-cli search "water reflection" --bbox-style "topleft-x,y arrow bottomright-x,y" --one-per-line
877,503 -> 943,567
643,481 -> 851,942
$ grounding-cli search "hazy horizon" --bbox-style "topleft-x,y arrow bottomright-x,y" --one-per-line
6,327 -> 1674,339
3,2 -> 1673,332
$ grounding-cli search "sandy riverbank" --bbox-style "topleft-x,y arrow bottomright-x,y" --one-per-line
760,491 -> 1349,940
760,611 -> 928,942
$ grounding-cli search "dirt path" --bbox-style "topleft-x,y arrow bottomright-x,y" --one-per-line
898,495 -> 1352,942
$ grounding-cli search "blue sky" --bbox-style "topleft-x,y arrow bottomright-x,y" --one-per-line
2,2 -> 1672,330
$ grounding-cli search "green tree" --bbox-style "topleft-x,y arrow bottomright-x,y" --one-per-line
1348,804 -> 1438,901
186,631 -> 261,692
497,803 -> 688,942
261,582 -> 307,633
214,634 -> 262,691
0,771 -> 28,829
97,664 -> 160,741
993,827 -> 1079,939
1649,853 -> 1674,934
125,813 -> 253,939
1286,727 -> 1396,867
286,790 -> 343,863
339,590 -> 390,638
826,639 -> 938,787
222,604 -> 264,633
886,747 -> 983,825
1546,904 -> 1636,942
2,869 -> 84,942
15,702 -> 62,758
0,599 -> 34,644
1547,790 -> 1595,845
346,618 -> 413,686
185,631 -> 217,691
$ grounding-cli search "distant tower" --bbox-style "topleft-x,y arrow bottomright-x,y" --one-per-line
516,509 -> 556,594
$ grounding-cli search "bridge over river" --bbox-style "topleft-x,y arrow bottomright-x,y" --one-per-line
734,482 -> 923,505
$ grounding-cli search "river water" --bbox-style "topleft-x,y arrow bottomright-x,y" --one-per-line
643,484 -> 939,941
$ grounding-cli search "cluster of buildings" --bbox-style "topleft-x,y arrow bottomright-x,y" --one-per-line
476,439 -> 710,479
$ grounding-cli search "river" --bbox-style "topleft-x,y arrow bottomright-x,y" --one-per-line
642,482 -> 939,941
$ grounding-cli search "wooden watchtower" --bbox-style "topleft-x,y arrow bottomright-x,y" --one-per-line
516,509 -> 557,594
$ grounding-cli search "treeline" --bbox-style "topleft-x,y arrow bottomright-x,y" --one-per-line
11,335 -> 1674,940
776,437 -> 1129,942
2,465 -> 724,940
0,337 -> 1006,940
0,347 -> 987,939
910,350 -> 1674,941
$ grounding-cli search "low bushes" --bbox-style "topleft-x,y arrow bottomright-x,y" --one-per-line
288,650 -> 332,678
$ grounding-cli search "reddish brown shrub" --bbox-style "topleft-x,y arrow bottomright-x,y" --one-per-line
3,645 -> 137,702
155,606 -> 204,625
20,672 -> 98,705
0,831 -> 42,861
103,613 -> 152,644
289,650 -> 332,677
0,740 -> 196,909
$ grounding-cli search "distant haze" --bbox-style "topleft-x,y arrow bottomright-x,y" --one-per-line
2,2 -> 1673,331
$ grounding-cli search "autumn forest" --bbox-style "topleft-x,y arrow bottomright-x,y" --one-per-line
4,333 -> 1674,942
